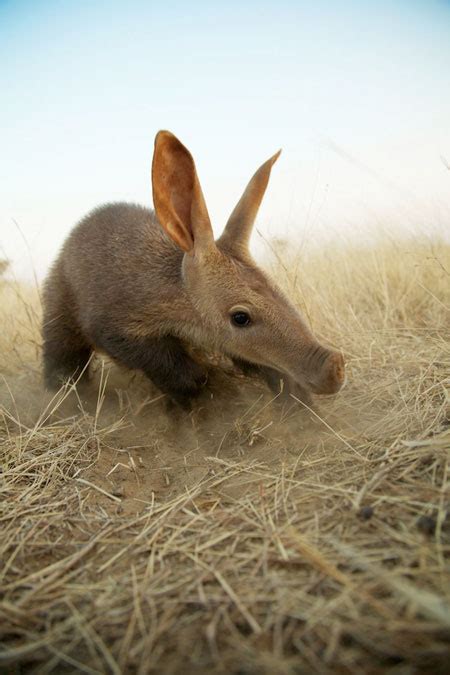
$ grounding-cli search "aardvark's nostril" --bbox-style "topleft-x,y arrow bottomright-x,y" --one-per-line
332,352 -> 345,385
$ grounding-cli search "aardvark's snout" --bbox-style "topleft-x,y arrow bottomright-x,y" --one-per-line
307,351 -> 346,395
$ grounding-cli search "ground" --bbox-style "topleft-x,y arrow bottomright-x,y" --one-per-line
0,238 -> 449,673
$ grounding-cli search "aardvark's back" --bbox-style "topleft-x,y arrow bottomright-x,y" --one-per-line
42,201 -> 191,393
62,202 -> 183,319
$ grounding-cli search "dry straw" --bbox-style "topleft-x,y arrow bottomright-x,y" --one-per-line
0,237 -> 449,673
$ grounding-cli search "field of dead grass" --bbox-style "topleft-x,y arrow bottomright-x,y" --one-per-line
0,237 -> 449,673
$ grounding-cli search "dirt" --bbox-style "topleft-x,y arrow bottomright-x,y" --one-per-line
0,356 -> 374,519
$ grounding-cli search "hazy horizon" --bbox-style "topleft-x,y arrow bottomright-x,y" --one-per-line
1,0 -> 449,280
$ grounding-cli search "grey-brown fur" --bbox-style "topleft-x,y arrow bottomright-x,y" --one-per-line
43,203 -> 206,406
42,131 -> 345,407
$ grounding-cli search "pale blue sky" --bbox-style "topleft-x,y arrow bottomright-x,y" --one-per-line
1,0 -> 450,278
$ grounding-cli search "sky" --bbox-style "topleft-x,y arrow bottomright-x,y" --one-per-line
1,0 -> 450,279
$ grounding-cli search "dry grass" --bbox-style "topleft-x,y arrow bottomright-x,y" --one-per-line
0,237 -> 449,674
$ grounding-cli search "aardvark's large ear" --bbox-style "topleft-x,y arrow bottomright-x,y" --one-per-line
152,131 -> 213,254
217,149 -> 281,254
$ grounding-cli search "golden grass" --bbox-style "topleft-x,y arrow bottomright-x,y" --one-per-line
0,237 -> 449,673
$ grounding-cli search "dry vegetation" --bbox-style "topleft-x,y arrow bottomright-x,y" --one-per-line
0,237 -> 449,674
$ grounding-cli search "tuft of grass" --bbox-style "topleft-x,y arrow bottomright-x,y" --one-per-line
0,237 -> 449,673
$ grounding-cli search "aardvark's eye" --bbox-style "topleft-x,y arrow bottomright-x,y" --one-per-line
231,311 -> 251,327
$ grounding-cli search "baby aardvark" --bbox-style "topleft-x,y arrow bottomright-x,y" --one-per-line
42,131 -> 345,408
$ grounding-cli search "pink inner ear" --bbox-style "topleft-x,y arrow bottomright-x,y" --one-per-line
167,219 -> 194,252
170,185 -> 194,242
153,130 -> 213,253
160,141 -> 196,237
